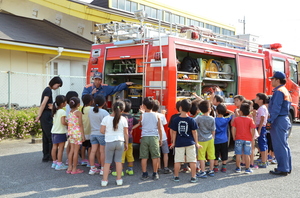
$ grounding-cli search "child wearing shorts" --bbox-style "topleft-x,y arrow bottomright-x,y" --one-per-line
152,100 -> 172,174
88,95 -> 109,175
254,93 -> 269,168
139,97 -> 162,180
170,99 -> 201,183
111,99 -> 139,176
195,100 -> 216,178
51,95 -> 68,170
100,101 -> 128,186
232,103 -> 256,174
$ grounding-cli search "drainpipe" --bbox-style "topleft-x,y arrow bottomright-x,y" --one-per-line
45,47 -> 64,83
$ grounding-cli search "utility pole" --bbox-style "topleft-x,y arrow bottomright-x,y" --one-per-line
238,16 -> 246,34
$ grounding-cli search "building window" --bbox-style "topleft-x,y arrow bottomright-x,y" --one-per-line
119,0 -> 125,10
53,62 -> 58,75
145,6 -> 151,17
164,12 -> 170,22
199,21 -> 204,27
222,29 -> 235,36
139,6 -> 159,20
112,0 -> 117,8
179,16 -> 185,25
157,9 -> 163,20
125,0 -> 130,12
191,19 -> 196,26
150,7 -> 157,19
186,18 -> 191,25
206,24 -> 212,30
206,24 -> 220,34
140,4 -> 145,11
131,2 -> 137,12
112,1 -> 228,34
174,15 -> 180,24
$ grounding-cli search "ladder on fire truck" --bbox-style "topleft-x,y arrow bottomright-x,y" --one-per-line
92,20 -> 170,106
92,19 -> 262,51
91,18 -> 263,106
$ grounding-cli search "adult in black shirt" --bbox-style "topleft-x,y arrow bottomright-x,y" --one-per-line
35,76 -> 63,162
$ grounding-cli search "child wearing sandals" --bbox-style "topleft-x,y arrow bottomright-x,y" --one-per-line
65,91 -> 79,166
100,101 -> 128,186
88,95 -> 109,175
51,95 -> 68,170
66,97 -> 85,174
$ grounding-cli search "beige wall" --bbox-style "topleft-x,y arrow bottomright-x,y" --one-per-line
0,48 -> 88,73
0,48 -> 88,106
0,0 -> 94,41
0,49 -> 11,71
27,53 -> 44,73
0,49 -> 45,73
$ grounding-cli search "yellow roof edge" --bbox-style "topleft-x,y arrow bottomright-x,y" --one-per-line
0,42 -> 90,58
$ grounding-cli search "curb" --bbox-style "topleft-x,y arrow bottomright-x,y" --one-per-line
31,138 -> 42,144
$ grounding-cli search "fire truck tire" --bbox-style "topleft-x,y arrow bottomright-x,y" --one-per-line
288,112 -> 293,137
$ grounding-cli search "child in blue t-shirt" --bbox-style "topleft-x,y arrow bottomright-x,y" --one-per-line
170,99 -> 201,183
213,104 -> 233,173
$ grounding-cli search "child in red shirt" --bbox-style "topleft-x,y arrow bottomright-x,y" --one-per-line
232,103 -> 256,174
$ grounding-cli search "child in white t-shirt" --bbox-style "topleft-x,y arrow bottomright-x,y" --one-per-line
100,101 -> 128,186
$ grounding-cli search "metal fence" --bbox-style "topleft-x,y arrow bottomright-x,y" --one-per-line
0,71 -> 86,108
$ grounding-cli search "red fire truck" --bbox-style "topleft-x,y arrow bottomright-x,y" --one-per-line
87,19 -> 299,142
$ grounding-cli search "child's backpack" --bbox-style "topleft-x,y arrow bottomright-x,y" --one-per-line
179,56 -> 200,73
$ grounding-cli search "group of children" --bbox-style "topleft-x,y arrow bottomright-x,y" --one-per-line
49,88 -> 271,185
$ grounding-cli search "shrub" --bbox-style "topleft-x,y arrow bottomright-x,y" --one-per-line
0,107 -> 42,141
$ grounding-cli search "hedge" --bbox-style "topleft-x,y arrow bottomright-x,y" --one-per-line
0,107 -> 42,141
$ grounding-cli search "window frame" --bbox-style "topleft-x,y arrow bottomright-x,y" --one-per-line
289,59 -> 298,84
272,58 -> 285,73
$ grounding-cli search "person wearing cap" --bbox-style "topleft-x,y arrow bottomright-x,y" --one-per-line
267,71 -> 292,176
82,72 -> 133,98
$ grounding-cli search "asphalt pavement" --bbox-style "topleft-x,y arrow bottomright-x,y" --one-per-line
0,123 -> 300,198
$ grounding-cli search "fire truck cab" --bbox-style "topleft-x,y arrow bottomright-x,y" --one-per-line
87,19 -> 299,142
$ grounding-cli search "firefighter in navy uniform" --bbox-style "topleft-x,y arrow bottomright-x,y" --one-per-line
82,72 -> 133,98
267,71 -> 292,176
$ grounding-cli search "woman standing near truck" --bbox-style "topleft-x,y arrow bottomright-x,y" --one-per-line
35,76 -> 63,162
